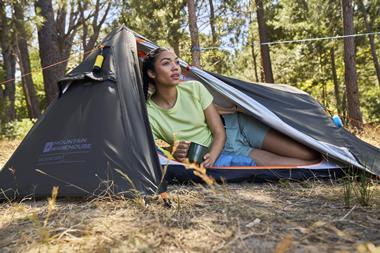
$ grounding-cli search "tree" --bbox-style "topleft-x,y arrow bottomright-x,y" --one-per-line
357,0 -> 380,86
78,0 -> 112,60
342,0 -> 362,129
208,0 -> 217,45
230,0 -> 377,121
255,0 -> 274,83
120,0 -> 187,57
330,47 -> 341,115
248,9 -> 259,82
0,0 -> 16,122
187,0 -> 201,67
13,0 -> 41,119
195,0 -> 244,74
165,0 -> 187,56
35,0 -> 81,104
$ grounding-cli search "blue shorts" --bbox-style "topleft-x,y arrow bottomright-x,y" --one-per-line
222,113 -> 269,157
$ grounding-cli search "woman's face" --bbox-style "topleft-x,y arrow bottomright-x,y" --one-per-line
149,50 -> 182,87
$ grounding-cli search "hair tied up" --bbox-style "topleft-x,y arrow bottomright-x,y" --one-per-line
142,47 -> 169,100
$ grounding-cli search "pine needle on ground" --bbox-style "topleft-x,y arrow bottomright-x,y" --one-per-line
0,125 -> 379,252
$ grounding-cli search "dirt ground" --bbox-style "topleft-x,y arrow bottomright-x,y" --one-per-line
0,126 -> 379,253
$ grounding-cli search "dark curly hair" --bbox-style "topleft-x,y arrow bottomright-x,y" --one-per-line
142,47 -> 169,100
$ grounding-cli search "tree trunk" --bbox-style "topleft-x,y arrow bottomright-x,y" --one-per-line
168,36 -> 181,57
3,55 -> 16,122
208,0 -> 217,45
35,0 -> 80,104
0,86 -> 4,122
255,0 -> 274,83
187,0 -> 201,67
14,1 -> 41,119
35,0 -> 63,104
342,0 -> 363,129
330,47 -> 341,115
0,1 -> 16,122
249,12 -> 259,82
251,41 -> 259,82
342,90 -> 347,124
319,53 -> 327,107
357,0 -> 380,86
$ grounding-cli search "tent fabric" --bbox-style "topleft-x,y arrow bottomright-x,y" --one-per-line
165,164 -> 344,183
208,73 -> 380,175
0,26 -> 165,200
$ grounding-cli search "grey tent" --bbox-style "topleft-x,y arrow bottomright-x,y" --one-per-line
0,27 -> 165,200
1,26 -> 379,199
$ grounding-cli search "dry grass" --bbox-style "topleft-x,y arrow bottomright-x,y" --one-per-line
0,183 -> 379,252
0,139 -> 20,166
0,126 -> 379,253
355,123 -> 380,148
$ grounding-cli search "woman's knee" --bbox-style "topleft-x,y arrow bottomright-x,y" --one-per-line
298,147 -> 320,161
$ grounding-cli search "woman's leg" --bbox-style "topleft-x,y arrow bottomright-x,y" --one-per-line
249,129 -> 320,166
250,149 -> 318,166
232,112 -> 320,166
261,129 -> 320,161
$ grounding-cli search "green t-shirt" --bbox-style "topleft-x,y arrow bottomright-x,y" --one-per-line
147,80 -> 214,147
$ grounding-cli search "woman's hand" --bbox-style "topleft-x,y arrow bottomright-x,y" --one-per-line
201,153 -> 218,167
172,141 -> 191,162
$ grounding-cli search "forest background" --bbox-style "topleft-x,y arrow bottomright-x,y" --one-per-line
0,0 -> 379,139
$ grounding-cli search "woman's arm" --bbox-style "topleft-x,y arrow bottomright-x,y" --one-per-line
214,103 -> 237,114
202,103 -> 226,167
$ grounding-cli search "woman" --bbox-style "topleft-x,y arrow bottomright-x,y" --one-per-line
142,48 -> 320,167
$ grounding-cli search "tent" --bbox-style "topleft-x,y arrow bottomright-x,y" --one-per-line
1,26 -> 379,199
134,28 -> 380,182
0,27 -> 165,200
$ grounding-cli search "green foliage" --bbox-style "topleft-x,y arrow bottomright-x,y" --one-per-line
356,46 -> 380,121
15,83 -> 29,119
120,0 -> 187,55
0,118 -> 35,139
200,35 -> 233,74
360,86 -> 380,122
355,171 -> 377,207
342,171 -> 354,207
9,48 -> 46,121
0,67 -> 4,80
1,0 -> 379,131
341,168 -> 378,207
29,48 -> 47,110
236,0 -> 380,122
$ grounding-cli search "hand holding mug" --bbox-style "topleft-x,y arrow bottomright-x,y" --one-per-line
173,141 -> 191,162
201,153 -> 217,168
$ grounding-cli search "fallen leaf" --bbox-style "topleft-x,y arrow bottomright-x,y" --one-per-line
275,234 -> 293,253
